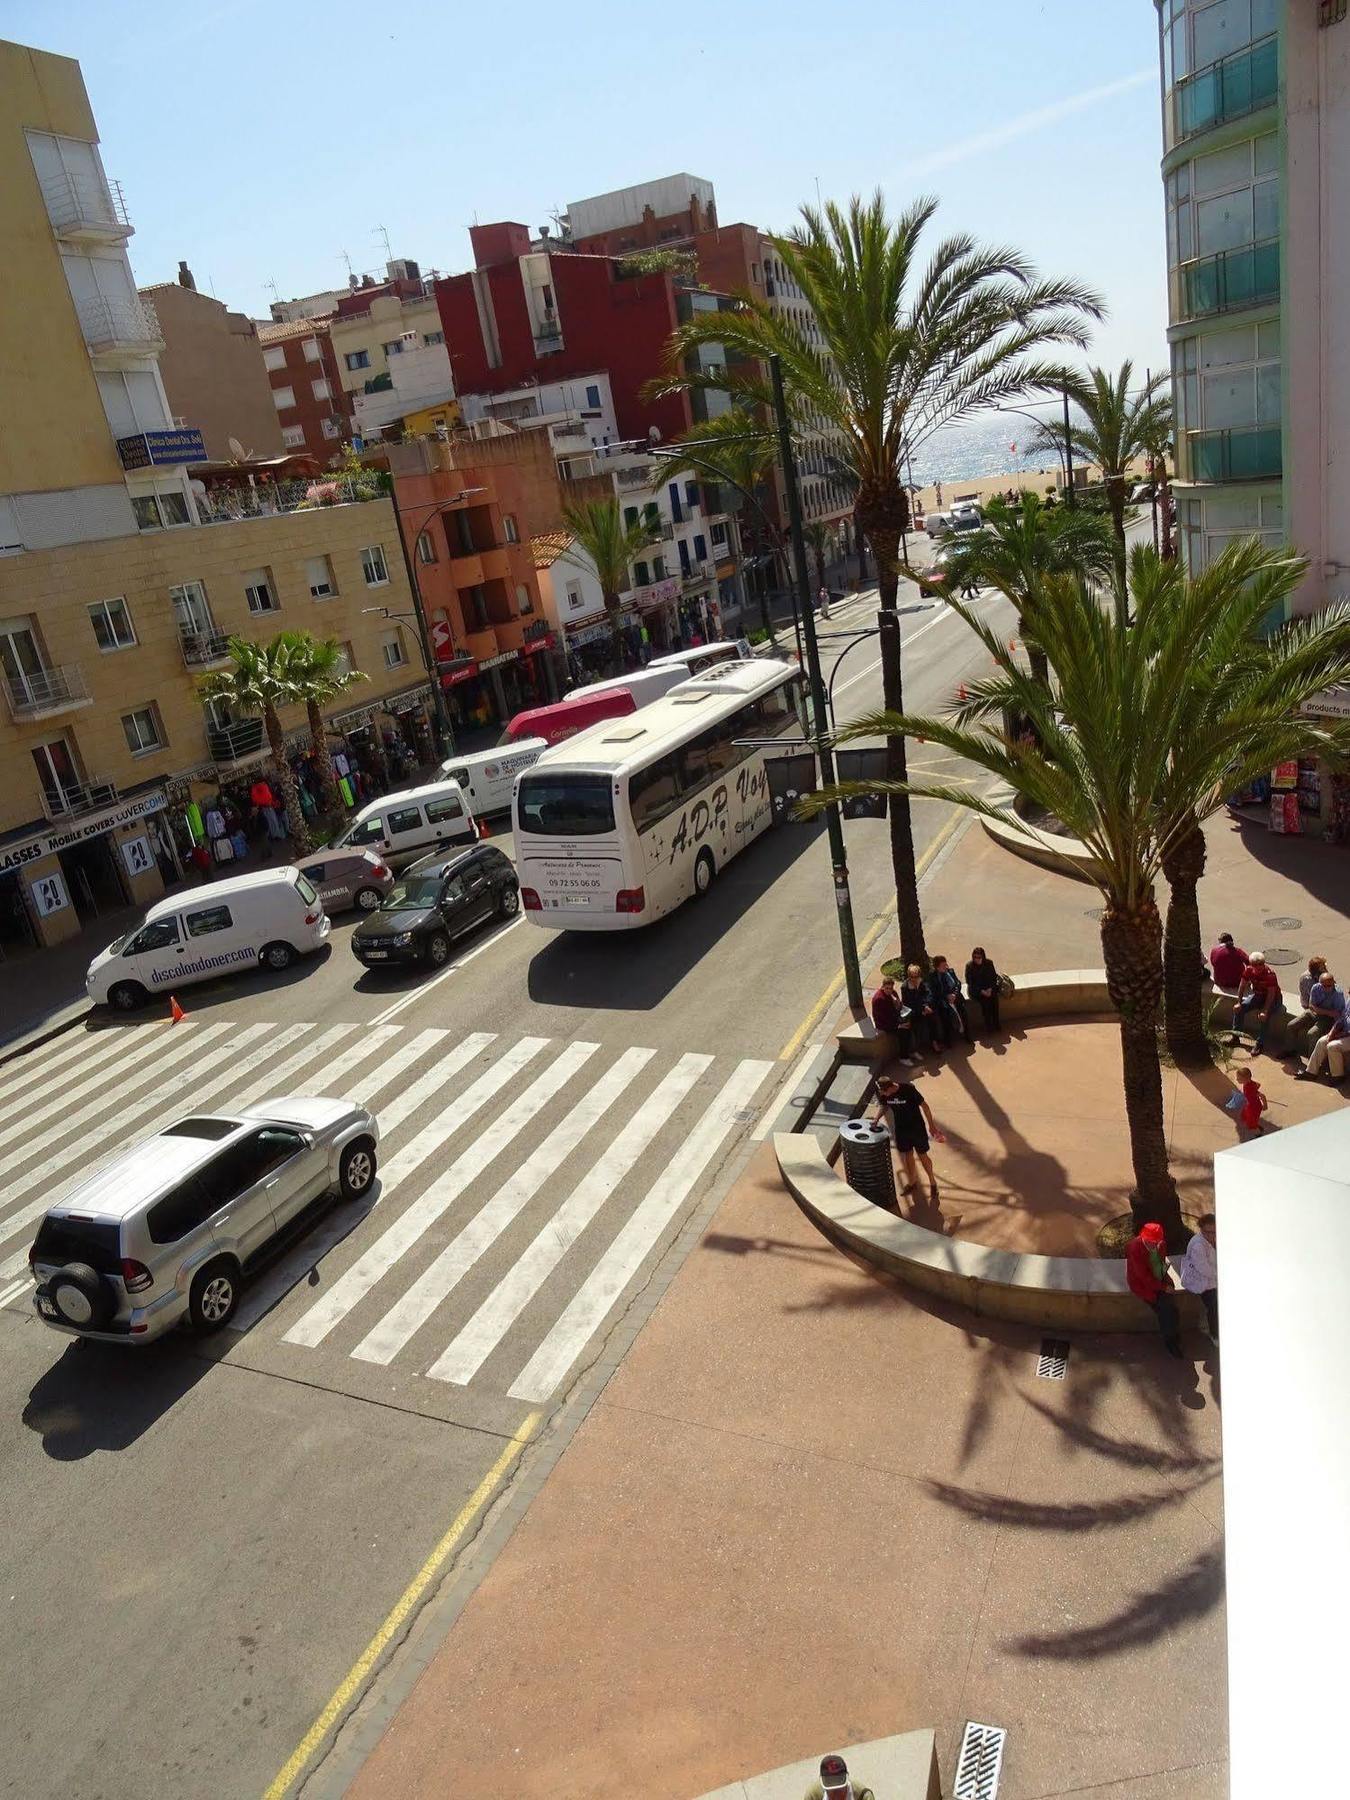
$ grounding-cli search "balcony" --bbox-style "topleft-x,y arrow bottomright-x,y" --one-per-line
1187,425 -> 1282,483
680,560 -> 715,591
206,717 -> 265,764
533,317 -> 563,355
4,663 -> 92,722
179,627 -> 233,669
41,170 -> 132,243
1177,238 -> 1279,321
76,292 -> 162,358
41,778 -> 118,823
1172,35 -> 1278,142
193,472 -> 388,526
450,551 -> 485,587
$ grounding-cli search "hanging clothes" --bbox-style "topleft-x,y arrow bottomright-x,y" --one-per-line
185,801 -> 204,843
250,778 -> 277,810
334,751 -> 351,777
204,808 -> 226,839
230,829 -> 249,861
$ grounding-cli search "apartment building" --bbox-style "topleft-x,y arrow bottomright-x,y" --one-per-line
142,263 -> 283,461
565,174 -> 718,255
256,315 -> 353,463
0,39 -> 433,959
328,266 -> 450,417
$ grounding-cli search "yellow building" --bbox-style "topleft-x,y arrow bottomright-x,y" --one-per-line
328,286 -> 446,403
0,40 -> 437,960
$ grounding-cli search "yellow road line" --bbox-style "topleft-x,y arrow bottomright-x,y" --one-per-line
777,804 -> 969,1063
264,1411 -> 540,1799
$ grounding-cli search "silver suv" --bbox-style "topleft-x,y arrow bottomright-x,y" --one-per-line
29,1098 -> 379,1344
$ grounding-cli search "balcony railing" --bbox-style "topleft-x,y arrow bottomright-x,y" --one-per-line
1177,238 -> 1279,320
179,627 -> 232,668
41,170 -> 132,241
4,663 -> 91,721
41,779 -> 118,822
1187,425 -> 1282,483
680,560 -> 715,590
1172,35 -> 1278,141
76,292 -> 162,353
206,717 -> 265,763
193,473 -> 387,526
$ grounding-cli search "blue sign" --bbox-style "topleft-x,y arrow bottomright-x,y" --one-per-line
116,428 -> 207,470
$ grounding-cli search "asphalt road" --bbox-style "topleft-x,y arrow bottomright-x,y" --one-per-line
0,560 -> 1016,1799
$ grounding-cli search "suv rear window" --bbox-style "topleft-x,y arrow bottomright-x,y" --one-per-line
32,1216 -> 122,1274
162,1117 -> 239,1140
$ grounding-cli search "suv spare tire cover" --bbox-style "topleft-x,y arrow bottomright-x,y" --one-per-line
50,1263 -> 114,1329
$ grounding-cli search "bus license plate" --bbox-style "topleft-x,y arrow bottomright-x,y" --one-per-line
554,896 -> 591,907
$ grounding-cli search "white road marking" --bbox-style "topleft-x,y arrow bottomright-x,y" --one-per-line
226,1023 -> 358,1110
0,1276 -> 32,1309
507,1057 -> 774,1401
831,603 -> 963,705
281,1021 -> 402,1103
427,1052 -> 712,1388
353,1044 -> 650,1366
368,917 -> 523,1028
283,1036 -> 550,1347
360,1031 -> 496,1145
0,1027 -> 131,1124
750,1043 -> 822,1141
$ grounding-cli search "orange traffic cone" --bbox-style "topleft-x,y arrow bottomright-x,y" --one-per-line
169,995 -> 186,1024
477,818 -> 491,840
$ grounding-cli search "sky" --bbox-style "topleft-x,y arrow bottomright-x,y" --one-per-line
8,0 -> 1169,378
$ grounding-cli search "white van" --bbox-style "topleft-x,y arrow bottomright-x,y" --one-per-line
87,867 -> 331,1012
646,641 -> 749,679
332,778 -> 477,871
564,665 -> 687,711
439,741 -> 547,817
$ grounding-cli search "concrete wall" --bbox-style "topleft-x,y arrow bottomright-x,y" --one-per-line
146,283 -> 284,461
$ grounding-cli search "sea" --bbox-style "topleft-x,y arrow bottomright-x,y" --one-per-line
909,406 -> 1071,488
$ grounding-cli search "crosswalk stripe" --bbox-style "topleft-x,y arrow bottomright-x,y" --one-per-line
353,1042 -> 641,1367
291,1021 -> 402,1102
227,1023 -> 357,1110
0,1276 -> 31,1309
506,1057 -> 774,1402
0,1027 -> 130,1124
283,1036 -> 551,1347
345,1027 -> 451,1111
354,1030 -> 488,1135
427,1051 -> 712,1388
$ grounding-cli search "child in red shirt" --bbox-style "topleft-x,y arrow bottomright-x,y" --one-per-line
1234,1065 -> 1268,1137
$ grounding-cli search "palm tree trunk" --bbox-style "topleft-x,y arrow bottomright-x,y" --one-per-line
1100,893 -> 1185,1247
604,591 -> 625,673
1107,476 -> 1128,616
1026,642 -> 1050,688
307,699 -> 341,815
866,507 -> 928,970
1162,820 -> 1209,1066
264,708 -> 310,852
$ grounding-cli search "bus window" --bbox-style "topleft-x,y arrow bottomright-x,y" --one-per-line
517,772 -> 616,836
756,683 -> 799,734
629,754 -> 683,832
683,718 -> 740,787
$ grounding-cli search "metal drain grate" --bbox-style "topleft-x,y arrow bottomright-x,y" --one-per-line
1259,946 -> 1301,967
954,1721 -> 1008,1799
1035,1338 -> 1070,1380
1263,915 -> 1303,931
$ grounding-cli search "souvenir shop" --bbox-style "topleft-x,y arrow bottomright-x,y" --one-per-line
1227,690 -> 1350,846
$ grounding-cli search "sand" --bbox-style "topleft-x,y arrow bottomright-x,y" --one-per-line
912,457 -> 1150,519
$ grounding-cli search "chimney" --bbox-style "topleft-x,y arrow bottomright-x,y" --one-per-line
177,260 -> 196,291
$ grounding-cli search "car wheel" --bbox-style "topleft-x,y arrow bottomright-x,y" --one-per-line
426,931 -> 451,967
107,980 -> 148,1013
354,886 -> 383,911
188,1259 -> 240,1334
693,848 -> 716,898
498,883 -> 520,918
49,1263 -> 113,1331
261,940 -> 295,972
338,1136 -> 377,1200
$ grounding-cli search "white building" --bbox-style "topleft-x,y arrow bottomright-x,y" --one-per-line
352,339 -> 456,442
458,372 -> 619,456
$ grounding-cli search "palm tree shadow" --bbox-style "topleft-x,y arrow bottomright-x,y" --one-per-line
1001,1546 -> 1224,1660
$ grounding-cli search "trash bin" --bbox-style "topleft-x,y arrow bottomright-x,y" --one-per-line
839,1117 -> 897,1209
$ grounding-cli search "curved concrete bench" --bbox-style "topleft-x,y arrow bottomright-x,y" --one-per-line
698,1728 -> 939,1800
776,1134 -> 1201,1333
978,782 -> 1102,882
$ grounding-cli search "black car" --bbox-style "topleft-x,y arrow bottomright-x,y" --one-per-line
351,845 -> 519,970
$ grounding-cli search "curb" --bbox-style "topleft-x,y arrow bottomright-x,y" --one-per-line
0,1002 -> 94,1070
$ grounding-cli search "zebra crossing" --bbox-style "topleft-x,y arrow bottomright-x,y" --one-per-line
0,1018 -> 774,1404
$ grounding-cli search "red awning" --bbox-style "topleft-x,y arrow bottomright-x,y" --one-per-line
520,634 -> 556,655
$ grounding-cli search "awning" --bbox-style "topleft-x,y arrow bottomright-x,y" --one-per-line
441,662 -> 481,688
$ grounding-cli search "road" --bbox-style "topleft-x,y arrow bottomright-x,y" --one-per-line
0,563 -> 1015,1798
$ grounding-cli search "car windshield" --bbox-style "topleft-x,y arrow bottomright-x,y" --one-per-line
383,874 -> 444,909
516,773 -> 616,837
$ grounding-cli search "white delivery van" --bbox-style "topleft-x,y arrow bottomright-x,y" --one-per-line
439,741 -> 547,817
564,665 -> 687,710
646,641 -> 749,679
332,778 -> 477,870
87,867 -> 331,1011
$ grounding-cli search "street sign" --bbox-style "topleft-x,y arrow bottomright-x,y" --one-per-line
120,834 -> 153,878
31,871 -> 70,917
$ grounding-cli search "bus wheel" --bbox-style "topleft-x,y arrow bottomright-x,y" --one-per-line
693,849 -> 716,898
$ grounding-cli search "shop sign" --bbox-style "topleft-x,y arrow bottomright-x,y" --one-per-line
30,870 -> 71,917
430,619 -> 456,658
630,577 -> 679,610
1301,685 -> 1350,720
121,835 -> 154,879
566,620 -> 611,648
480,650 -> 519,670
116,428 -> 207,470
442,662 -> 480,688
0,791 -> 167,873
386,685 -> 432,716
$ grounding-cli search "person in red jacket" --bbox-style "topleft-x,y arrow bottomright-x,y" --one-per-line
1126,1221 -> 1183,1357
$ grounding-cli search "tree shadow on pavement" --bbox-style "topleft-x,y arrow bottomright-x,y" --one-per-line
922,1469 -> 1219,1532
1002,1546 -> 1224,1660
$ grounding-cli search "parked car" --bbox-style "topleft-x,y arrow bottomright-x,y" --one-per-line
925,511 -> 954,540
28,1099 -> 379,1343
350,844 -> 520,971
293,848 -> 394,914
331,778 -> 477,872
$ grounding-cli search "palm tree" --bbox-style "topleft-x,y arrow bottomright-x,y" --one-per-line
280,632 -> 367,817
560,497 -> 664,671
656,191 -> 1102,968
198,637 -> 311,851
805,545 -> 1329,1244
804,520 -> 833,602
663,409 -> 781,640
935,491 -> 1115,686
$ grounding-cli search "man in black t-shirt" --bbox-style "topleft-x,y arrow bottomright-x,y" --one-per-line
872,1074 -> 942,1198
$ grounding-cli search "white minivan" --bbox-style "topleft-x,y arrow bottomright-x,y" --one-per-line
87,867 -> 331,1011
332,778 -> 477,870
439,742 -> 547,817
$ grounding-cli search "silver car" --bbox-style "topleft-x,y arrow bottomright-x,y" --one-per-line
29,1098 -> 379,1344
293,848 -> 394,914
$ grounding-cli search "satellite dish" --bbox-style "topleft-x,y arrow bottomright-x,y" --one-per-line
228,436 -> 247,461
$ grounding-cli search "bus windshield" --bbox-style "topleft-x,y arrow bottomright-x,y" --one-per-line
517,772 -> 615,836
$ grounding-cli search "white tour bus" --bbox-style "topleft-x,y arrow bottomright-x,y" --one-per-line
514,657 -> 804,929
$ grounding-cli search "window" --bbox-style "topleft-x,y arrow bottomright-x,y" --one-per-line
126,917 -> 180,954
416,530 -> 438,564
585,383 -> 601,409
272,385 -> 296,411
643,502 -> 660,530
515,583 -> 533,615
311,377 -> 332,402
453,509 -> 476,555
693,534 -> 707,562
281,425 -> 307,449
711,521 -> 728,546
302,337 -> 322,363
635,560 -> 650,587
386,806 -> 423,834
262,345 -> 287,372
503,513 -> 519,544
516,772 -> 616,836
624,506 -> 639,529
424,796 -> 464,824
244,568 -> 277,614
345,349 -> 370,372
306,555 -> 337,599
88,597 -> 135,651
146,1178 -> 215,1246
132,489 -> 190,531
653,556 -> 666,580
122,705 -> 164,755
424,330 -> 444,346
566,583 -> 584,611
336,641 -> 356,675
362,544 -> 389,586
384,339 -> 405,356
170,580 -> 213,637
320,418 -> 342,440
300,863 -> 327,883
347,817 -> 385,845
185,903 -> 234,937
629,753 -> 683,832
685,481 -> 698,510
381,629 -> 407,669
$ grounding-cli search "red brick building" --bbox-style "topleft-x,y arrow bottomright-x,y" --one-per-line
255,317 -> 353,466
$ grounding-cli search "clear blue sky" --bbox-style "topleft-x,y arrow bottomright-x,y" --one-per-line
9,0 -> 1168,376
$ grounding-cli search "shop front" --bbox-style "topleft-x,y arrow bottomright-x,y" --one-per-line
0,790 -> 172,954
1226,686 -> 1350,845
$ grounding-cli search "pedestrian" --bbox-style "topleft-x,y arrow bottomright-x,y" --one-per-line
1208,932 -> 1248,991
899,963 -> 940,1056
929,954 -> 972,1045
1226,1064 -> 1268,1138
965,946 -> 1001,1035
1228,950 -> 1282,1051
1179,1212 -> 1219,1342
872,1075 -> 943,1200
817,585 -> 831,621
1126,1220 -> 1183,1357
1286,965 -> 1344,1058
1297,1008 -> 1350,1082
807,1752 -> 875,1800
870,976 -> 918,1066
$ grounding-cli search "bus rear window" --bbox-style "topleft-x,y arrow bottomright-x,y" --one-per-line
517,773 -> 616,836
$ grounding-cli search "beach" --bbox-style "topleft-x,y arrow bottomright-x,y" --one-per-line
911,456 -> 1150,519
